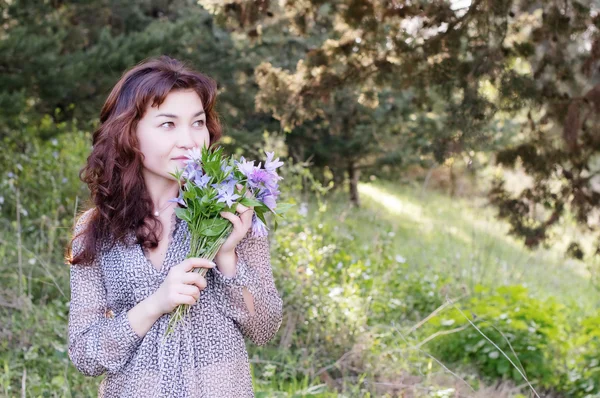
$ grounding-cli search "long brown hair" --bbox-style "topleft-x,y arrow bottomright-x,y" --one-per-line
67,55 -> 222,267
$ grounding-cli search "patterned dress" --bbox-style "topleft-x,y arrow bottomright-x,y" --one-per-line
67,208 -> 283,397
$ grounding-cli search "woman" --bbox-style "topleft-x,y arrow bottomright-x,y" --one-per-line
67,55 -> 283,397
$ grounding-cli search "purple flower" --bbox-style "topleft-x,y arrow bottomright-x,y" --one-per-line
257,190 -> 277,210
251,213 -> 268,237
182,161 -> 198,180
263,194 -> 277,210
237,157 -> 256,177
194,172 -> 211,188
168,190 -> 186,207
248,168 -> 278,191
215,182 -> 241,208
185,147 -> 202,162
264,151 -> 284,172
221,164 -> 233,175
264,185 -> 281,200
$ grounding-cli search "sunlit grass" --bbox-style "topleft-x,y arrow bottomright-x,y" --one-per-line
291,179 -> 600,395
335,180 -> 599,312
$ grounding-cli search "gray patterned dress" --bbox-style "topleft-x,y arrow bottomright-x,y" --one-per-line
67,208 -> 283,397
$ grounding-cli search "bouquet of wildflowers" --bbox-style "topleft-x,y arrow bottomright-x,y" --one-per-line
164,146 -> 292,336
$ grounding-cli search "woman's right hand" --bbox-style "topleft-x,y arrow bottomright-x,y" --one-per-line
150,258 -> 216,316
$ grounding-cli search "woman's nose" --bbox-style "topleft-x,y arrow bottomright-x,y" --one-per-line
178,126 -> 195,148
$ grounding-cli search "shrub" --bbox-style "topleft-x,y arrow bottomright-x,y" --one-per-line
565,314 -> 600,397
422,285 -> 570,391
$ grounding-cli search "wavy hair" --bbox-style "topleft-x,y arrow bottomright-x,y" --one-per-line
67,55 -> 222,267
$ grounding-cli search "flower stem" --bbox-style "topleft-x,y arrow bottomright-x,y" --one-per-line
163,223 -> 234,338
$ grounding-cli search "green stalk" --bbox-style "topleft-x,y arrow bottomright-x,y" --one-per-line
163,222 -> 234,339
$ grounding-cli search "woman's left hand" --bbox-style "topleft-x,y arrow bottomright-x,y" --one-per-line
216,184 -> 254,256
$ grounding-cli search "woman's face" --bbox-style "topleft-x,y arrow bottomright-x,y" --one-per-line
136,89 -> 210,182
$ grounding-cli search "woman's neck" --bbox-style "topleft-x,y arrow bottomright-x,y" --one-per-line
143,173 -> 180,211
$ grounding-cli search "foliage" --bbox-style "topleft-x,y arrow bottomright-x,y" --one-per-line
202,0 -> 524,204
202,0 -> 600,255
369,261 -> 453,326
565,314 -> 600,397
422,285 -> 570,391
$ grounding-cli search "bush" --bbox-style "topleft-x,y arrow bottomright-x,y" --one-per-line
422,284 -> 570,391
565,314 -> 600,397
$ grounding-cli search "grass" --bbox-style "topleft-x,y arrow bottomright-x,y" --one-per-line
280,178 -> 599,396
344,179 -> 600,313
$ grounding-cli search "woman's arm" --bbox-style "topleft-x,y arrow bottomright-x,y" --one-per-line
127,295 -> 163,339
210,233 -> 283,346
68,210 -> 157,376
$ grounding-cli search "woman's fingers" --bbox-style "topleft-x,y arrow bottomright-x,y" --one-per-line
220,186 -> 254,240
237,183 -> 254,200
177,293 -> 197,305
177,257 -> 216,273
179,284 -> 200,298
220,211 -> 243,230
241,207 -> 254,226
181,272 -> 207,290
234,202 -> 254,228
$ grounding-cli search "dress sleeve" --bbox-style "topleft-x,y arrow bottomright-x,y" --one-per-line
210,232 -> 283,346
67,209 -> 143,376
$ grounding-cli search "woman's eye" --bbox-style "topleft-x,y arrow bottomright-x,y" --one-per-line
159,120 -> 204,129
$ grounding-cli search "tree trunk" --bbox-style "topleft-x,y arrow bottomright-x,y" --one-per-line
348,162 -> 360,207
420,162 -> 436,199
449,161 -> 456,197
332,167 -> 344,191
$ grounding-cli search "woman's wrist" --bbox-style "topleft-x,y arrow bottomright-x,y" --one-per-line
214,250 -> 238,278
127,293 -> 164,338
145,293 -> 166,318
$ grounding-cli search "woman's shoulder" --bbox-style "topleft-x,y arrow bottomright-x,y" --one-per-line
73,207 -> 97,234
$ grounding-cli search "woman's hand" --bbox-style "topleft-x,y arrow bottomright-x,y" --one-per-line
217,184 -> 255,256
150,258 -> 216,316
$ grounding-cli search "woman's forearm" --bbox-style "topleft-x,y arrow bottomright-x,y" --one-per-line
214,250 -> 256,315
127,294 -> 164,338
214,250 -> 238,277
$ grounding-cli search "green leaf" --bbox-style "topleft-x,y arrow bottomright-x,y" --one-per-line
174,208 -> 192,223
496,359 -> 510,375
197,218 -> 230,236
203,160 -> 221,176
274,202 -> 295,215
256,210 -> 268,227
183,189 -> 196,201
240,197 -> 263,208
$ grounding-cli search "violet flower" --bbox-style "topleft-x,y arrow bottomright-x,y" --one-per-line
237,157 -> 256,177
251,213 -> 268,237
264,151 -> 284,172
168,189 -> 186,207
185,147 -> 202,163
215,182 -> 241,208
194,172 -> 211,188
182,161 -> 198,180
259,192 -> 277,211
248,168 -> 279,191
